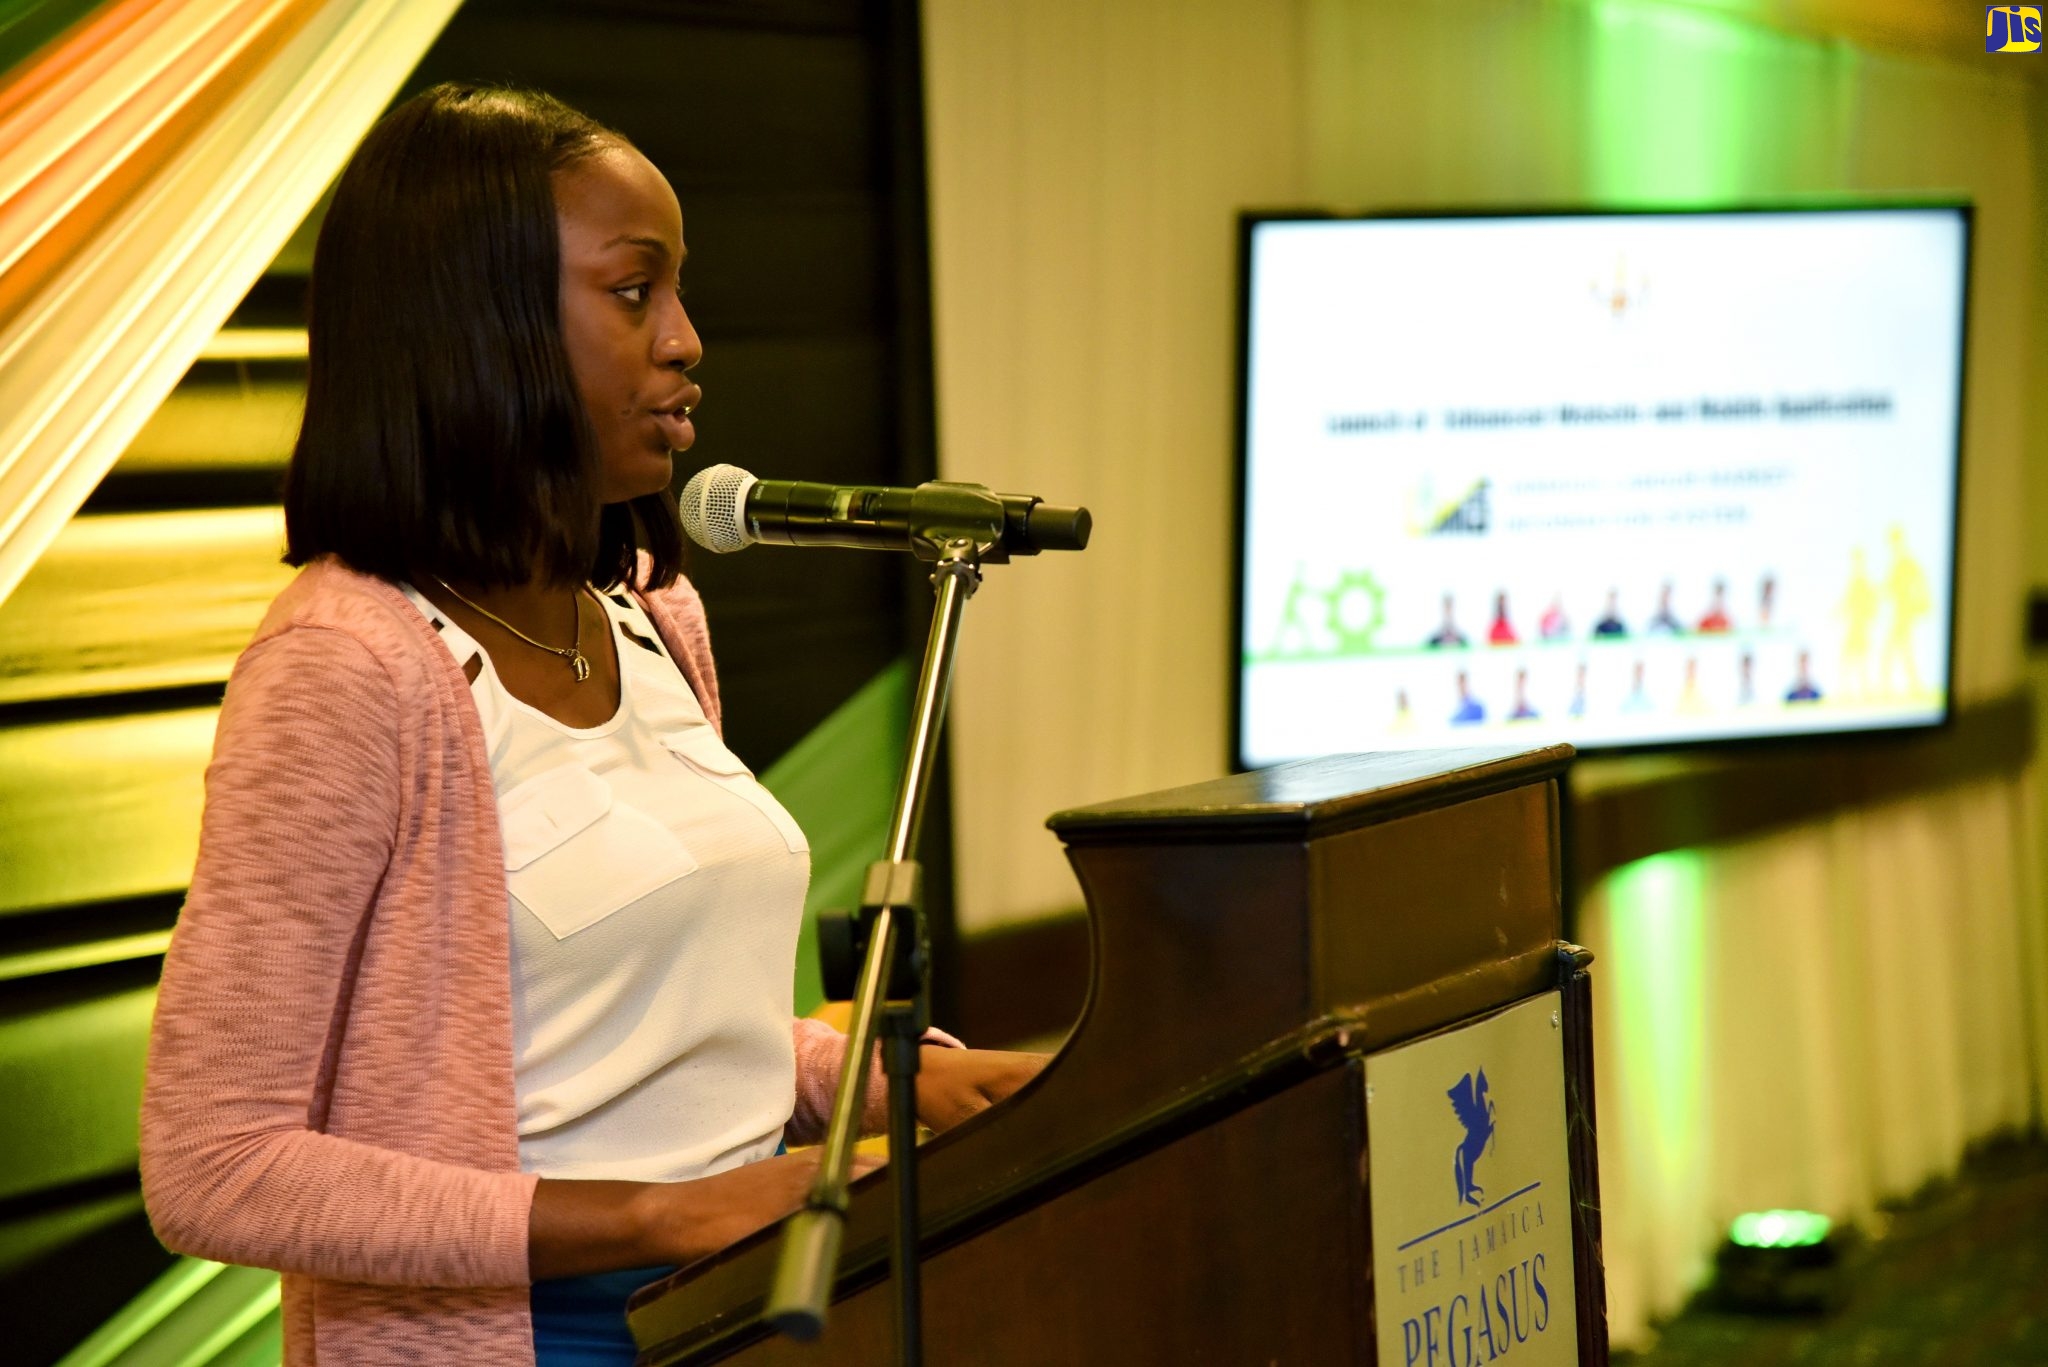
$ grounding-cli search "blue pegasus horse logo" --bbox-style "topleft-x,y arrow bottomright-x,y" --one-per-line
1447,1069 -> 1497,1208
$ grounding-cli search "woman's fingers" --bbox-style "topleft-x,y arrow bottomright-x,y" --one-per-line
977,1050 -> 1050,1103
913,1047 -> 1052,1133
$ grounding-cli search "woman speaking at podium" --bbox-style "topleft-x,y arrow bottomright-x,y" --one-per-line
139,84 -> 1036,1366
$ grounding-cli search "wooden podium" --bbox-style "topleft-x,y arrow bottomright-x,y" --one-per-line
628,745 -> 1607,1365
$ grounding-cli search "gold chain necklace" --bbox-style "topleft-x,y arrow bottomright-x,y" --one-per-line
430,576 -> 592,683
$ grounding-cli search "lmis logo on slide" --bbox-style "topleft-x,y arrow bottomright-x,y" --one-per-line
1413,478 -> 1490,536
1987,6 -> 2042,52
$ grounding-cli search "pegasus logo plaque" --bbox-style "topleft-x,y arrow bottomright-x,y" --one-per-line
1367,992 -> 1578,1365
1447,1069 -> 1497,1208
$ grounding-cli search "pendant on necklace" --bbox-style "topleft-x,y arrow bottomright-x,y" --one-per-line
569,651 -> 591,683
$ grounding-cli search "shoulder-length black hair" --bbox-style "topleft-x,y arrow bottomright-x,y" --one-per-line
283,82 -> 684,592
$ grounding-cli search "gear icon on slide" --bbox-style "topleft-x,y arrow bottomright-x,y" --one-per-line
1325,569 -> 1386,654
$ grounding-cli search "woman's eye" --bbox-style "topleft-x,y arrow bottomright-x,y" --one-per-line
615,283 -> 651,305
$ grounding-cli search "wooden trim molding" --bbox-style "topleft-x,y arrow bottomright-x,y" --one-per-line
956,692 -> 2035,1046
1567,691 -> 2035,889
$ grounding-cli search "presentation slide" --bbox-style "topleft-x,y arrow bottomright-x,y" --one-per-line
1237,209 -> 1966,768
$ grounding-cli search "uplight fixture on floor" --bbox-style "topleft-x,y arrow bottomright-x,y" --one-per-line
1713,1209 -> 1846,1313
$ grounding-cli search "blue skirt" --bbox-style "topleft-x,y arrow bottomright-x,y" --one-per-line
533,1144 -> 784,1365
532,1264 -> 678,1366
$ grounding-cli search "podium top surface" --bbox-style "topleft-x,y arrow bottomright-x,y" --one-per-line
1048,744 -> 1574,842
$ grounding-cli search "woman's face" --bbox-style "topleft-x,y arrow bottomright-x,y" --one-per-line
554,143 -> 701,504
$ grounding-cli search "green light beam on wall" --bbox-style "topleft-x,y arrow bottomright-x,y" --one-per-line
1603,849 -> 1709,1194
1586,0 -> 1815,205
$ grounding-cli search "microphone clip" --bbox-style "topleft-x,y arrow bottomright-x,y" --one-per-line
816,858 -> 930,1024
903,484 -> 1012,567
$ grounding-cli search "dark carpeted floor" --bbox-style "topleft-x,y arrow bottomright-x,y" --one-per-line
1620,1139 -> 2048,1367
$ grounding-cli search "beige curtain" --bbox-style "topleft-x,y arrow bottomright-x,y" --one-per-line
1578,775 -> 2048,1340
924,0 -> 2047,1348
0,0 -> 463,608
924,0 -> 1310,932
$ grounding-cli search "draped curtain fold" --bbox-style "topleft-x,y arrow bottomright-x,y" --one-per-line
0,0 -> 463,608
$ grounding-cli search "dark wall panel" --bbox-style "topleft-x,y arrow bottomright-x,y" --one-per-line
678,192 -> 890,340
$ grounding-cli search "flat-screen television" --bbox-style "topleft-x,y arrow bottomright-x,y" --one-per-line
1233,205 -> 1969,769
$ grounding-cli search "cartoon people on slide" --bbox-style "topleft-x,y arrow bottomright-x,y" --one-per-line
1696,580 -> 1732,634
1678,657 -> 1708,714
1271,565 -> 1317,657
1786,649 -> 1823,703
1509,668 -> 1538,721
1391,688 -> 1416,733
1621,660 -> 1652,713
1836,526 -> 1932,702
1428,594 -> 1469,649
1450,670 -> 1485,725
1365,539 -> 1939,731
1646,581 -> 1682,635
1837,548 -> 1878,701
1592,590 -> 1628,639
1879,526 -> 1931,697
1488,592 -> 1518,646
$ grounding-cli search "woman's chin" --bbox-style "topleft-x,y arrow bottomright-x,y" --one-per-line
600,449 -> 676,503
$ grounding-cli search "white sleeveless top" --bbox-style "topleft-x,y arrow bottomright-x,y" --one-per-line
400,584 -> 811,1183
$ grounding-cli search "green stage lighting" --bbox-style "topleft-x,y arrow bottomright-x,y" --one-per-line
1714,1209 -> 1847,1312
1728,1209 -> 1832,1250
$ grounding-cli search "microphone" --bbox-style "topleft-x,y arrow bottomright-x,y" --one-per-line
678,464 -> 1091,559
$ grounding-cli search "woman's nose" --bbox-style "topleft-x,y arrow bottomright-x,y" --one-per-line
656,305 -> 701,369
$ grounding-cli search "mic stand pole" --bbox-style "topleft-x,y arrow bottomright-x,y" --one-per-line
765,537 -> 984,1367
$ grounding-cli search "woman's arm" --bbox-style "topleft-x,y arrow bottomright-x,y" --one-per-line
527,1149 -> 882,1280
140,627 -> 536,1288
530,1041 -> 1044,1278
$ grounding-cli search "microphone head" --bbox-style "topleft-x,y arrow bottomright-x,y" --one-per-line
678,463 -> 757,553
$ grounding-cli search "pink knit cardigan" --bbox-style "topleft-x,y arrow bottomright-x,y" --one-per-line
141,558 -> 884,1365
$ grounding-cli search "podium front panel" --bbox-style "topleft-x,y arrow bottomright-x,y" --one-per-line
1367,990 -> 1579,1367
661,1062 -> 1372,1365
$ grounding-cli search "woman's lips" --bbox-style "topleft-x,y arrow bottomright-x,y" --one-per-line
653,409 -> 695,450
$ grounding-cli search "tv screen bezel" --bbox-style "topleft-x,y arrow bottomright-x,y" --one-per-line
1229,201 -> 1974,773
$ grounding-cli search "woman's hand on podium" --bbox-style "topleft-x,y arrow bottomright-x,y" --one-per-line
530,1150 -> 884,1280
913,1048 -> 1048,1134
643,1150 -> 887,1267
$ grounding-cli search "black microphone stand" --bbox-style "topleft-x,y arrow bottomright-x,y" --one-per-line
763,504 -> 1005,1366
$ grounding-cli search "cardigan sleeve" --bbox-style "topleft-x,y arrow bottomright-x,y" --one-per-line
787,1019 -> 965,1146
140,626 -> 538,1288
